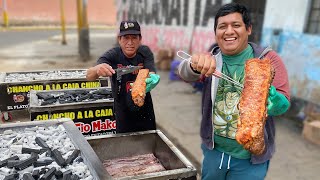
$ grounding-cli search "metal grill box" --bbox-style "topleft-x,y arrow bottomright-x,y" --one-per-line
87,130 -> 197,180
0,69 -> 109,112
29,87 -> 115,137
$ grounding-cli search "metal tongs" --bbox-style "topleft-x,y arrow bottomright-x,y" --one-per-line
115,65 -> 143,80
114,65 -> 143,96
177,50 -> 244,88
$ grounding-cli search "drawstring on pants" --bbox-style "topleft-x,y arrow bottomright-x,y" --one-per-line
219,152 -> 231,170
219,152 -> 224,169
227,155 -> 231,169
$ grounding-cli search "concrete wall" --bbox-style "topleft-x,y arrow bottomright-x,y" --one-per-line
117,0 -> 232,53
0,0 -> 116,25
263,0 -> 310,33
262,0 -> 320,118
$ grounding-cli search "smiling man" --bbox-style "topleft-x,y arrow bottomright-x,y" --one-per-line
86,20 -> 160,133
178,3 -> 290,180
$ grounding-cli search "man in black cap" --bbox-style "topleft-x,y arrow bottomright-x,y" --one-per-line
86,20 -> 160,133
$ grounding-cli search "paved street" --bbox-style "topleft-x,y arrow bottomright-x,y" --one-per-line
0,30 -> 319,179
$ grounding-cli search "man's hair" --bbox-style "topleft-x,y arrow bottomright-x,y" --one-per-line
214,3 -> 251,33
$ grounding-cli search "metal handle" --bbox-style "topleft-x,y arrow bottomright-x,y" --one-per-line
176,50 -> 192,63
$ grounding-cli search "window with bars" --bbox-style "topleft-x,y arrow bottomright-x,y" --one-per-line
305,0 -> 320,34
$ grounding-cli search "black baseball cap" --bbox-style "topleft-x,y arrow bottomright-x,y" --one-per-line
118,20 -> 141,36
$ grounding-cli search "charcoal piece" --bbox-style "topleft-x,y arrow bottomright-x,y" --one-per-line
74,156 -> 83,163
22,147 -> 41,154
40,167 -> 56,180
58,98 -> 71,104
0,155 -> 18,168
45,149 -> 52,157
41,98 -> 57,106
12,137 -> 18,144
4,173 -> 19,180
60,94 -> 76,102
35,137 -> 49,149
51,149 -> 66,166
55,170 -> 63,179
33,159 -> 54,167
6,155 -> 19,161
70,174 -> 80,180
37,93 -> 54,101
32,169 -> 40,179
0,160 -> 7,168
39,148 -> 47,154
62,170 -> 72,180
65,149 -> 80,165
92,94 -> 107,100
23,173 -> 35,180
7,160 -> 20,168
62,173 -> 72,180
14,153 -> 38,170
77,94 -> 91,101
40,168 -> 49,175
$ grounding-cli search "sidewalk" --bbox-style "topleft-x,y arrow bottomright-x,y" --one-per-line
0,29 -> 116,71
0,25 -> 116,32
0,30 -> 319,180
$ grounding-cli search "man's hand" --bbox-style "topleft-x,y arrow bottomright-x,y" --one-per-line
145,73 -> 160,93
96,63 -> 115,77
267,86 -> 290,116
190,53 -> 216,77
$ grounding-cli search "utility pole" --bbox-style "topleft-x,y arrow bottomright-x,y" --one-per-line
77,0 -> 90,61
60,0 -> 67,45
2,0 -> 9,27
76,0 -> 83,36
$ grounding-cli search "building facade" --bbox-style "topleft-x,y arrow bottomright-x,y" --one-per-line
117,0 -> 320,118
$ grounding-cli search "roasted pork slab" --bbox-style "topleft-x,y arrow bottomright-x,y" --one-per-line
236,58 -> 272,155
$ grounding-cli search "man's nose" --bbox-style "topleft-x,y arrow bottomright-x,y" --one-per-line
127,38 -> 134,44
225,25 -> 234,34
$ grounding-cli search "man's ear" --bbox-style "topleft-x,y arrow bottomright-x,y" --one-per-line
118,36 -> 121,43
247,25 -> 252,35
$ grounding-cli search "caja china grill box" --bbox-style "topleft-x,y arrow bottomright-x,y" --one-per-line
87,130 -> 198,180
0,119 -> 111,180
28,87 -> 115,138
0,69 -> 109,112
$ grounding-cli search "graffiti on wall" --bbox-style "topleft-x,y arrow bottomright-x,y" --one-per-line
117,0 -> 224,53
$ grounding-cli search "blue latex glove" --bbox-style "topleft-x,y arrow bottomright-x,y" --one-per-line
267,86 -> 290,116
145,73 -> 160,93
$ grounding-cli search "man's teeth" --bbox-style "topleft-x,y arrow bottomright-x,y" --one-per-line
225,38 -> 236,41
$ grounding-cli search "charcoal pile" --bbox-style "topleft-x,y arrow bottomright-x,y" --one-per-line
4,70 -> 87,83
37,89 -> 113,106
0,125 -> 95,180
